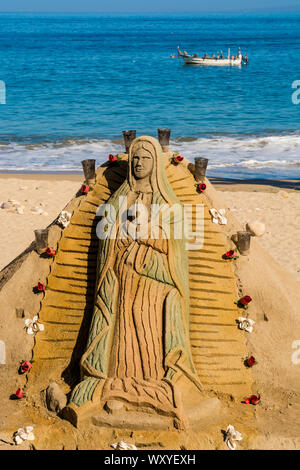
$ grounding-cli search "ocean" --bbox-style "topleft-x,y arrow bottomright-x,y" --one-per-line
0,12 -> 300,178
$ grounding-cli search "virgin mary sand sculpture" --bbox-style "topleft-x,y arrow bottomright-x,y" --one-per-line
64,136 -> 204,429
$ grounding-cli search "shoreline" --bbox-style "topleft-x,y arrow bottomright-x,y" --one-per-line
0,172 -> 299,192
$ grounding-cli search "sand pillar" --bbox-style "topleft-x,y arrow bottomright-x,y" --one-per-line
122,130 -> 136,153
81,159 -> 96,185
157,128 -> 171,152
237,231 -> 251,255
194,157 -> 209,182
34,229 -> 49,255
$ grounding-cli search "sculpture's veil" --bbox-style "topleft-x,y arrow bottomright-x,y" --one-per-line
98,136 -> 189,305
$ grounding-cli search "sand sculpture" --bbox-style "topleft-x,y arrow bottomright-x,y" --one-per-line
24,134 -> 252,432
7,133 -> 290,449
64,136 -> 205,429
0,131 -> 299,450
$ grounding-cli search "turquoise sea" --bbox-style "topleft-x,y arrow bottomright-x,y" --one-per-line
0,12 -> 299,178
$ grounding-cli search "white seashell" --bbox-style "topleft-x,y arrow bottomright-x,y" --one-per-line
209,208 -> 227,225
16,207 -> 24,215
111,440 -> 137,450
225,425 -> 242,450
57,211 -> 72,228
25,317 -> 44,335
238,317 -> 255,333
246,221 -> 265,237
13,426 -> 35,445
14,435 -> 23,445
30,207 -> 44,215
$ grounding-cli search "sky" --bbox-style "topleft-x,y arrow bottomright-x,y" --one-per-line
0,0 -> 299,13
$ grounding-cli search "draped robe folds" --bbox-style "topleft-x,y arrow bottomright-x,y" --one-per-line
68,137 -> 202,428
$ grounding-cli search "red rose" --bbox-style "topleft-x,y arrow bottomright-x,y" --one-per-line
81,184 -> 90,194
15,388 -> 25,399
197,183 -> 206,192
108,154 -> 118,162
37,282 -> 45,292
173,155 -> 184,163
19,361 -> 32,374
244,395 -> 260,405
226,250 -> 236,258
240,295 -> 252,306
45,247 -> 55,257
246,356 -> 256,367
250,395 -> 260,405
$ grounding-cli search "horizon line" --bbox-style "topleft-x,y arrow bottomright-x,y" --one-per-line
1,9 -> 300,14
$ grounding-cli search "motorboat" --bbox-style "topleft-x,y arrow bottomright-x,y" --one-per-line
177,47 -> 248,66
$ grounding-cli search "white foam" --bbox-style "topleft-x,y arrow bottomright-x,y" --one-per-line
0,134 -> 299,176
172,134 -> 300,171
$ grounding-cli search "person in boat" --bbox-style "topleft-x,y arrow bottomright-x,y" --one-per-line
243,53 -> 249,64
193,53 -> 198,58
220,51 -> 223,59
183,50 -> 189,56
217,52 -> 219,59
211,53 -> 215,58
203,53 -> 207,59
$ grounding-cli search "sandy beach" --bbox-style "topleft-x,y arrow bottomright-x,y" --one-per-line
0,174 -> 299,282
0,174 -> 82,271
1,7 -> 300,452
0,168 -> 300,450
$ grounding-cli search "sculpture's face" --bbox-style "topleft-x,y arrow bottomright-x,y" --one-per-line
132,149 -> 154,180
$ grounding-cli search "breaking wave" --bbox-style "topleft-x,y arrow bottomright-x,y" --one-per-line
0,132 -> 300,178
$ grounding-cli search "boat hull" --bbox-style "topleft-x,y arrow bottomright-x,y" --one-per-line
182,56 -> 242,66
